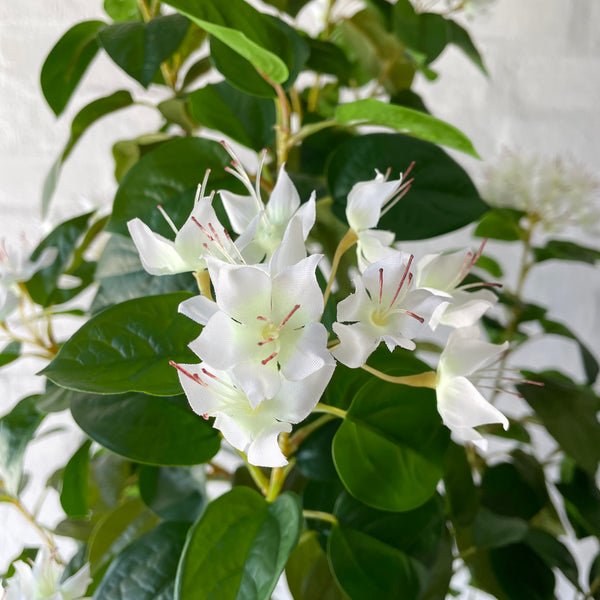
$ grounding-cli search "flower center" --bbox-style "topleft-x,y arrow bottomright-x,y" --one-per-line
370,309 -> 388,327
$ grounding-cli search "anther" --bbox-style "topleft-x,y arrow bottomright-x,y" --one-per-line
405,310 -> 424,323
378,268 -> 384,304
261,351 -> 278,365
389,255 -> 414,308
279,304 -> 300,329
169,360 -> 206,386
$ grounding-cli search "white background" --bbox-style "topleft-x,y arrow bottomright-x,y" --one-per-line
1,0 -> 599,596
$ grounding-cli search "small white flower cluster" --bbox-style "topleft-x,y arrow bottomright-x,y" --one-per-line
128,149 -> 509,465
483,151 -> 600,234
1,546 -> 91,600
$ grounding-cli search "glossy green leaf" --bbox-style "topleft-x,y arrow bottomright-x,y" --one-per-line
474,208 -> 525,241
189,81 -> 275,150
305,39 -> 353,83
328,526 -> 425,600
589,552 -> 600,599
260,0 -> 312,17
42,292 -> 199,396
107,137 -> 234,238
26,211 -> 95,307
519,372 -> 600,475
332,379 -> 449,512
40,20 -> 105,116
327,133 -> 487,240
286,531 -> 347,600
0,342 -> 21,369
538,318 -> 599,385
112,133 -> 172,183
295,420 -> 340,482
0,396 -> 44,495
139,465 -> 206,521
60,440 -> 91,518
335,99 -> 478,157
558,465 -> 600,539
36,381 -> 81,413
181,56 -> 213,90
158,98 -> 197,133
42,91 -> 133,215
98,15 -> 190,87
164,0 -> 289,84
95,521 -> 189,600
446,19 -> 487,74
471,507 -> 528,549
443,442 -> 478,527
175,487 -> 302,600
71,392 -> 219,466
104,0 -> 140,22
533,240 -> 600,265
91,235 -> 196,314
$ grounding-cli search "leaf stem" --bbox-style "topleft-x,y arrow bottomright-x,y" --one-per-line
303,509 -> 339,525
288,414 -> 335,453
361,364 -> 437,388
322,228 -> 358,309
234,449 -> 270,495
312,403 -> 347,419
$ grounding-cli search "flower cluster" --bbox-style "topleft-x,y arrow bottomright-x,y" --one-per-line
129,149 -> 512,465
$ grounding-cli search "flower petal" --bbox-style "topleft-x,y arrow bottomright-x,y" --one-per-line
346,176 -> 403,231
219,190 -> 259,234
437,289 -> 497,329
59,563 -> 91,600
332,322 -> 380,368
265,165 -> 301,225
179,295 -> 219,325
279,321 -> 328,381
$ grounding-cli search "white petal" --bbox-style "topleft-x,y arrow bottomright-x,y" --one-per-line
178,295 -> 219,325
268,216 -> 307,275
438,289 -> 497,329
437,375 -> 509,431
332,322 -> 380,368
295,191 -> 316,239
0,287 -> 19,321
416,250 -> 470,291
246,421 -> 291,467
214,412 -> 252,453
27,246 -> 59,276
336,275 -> 371,323
175,363 -> 218,415
59,563 -> 91,599
232,360 -> 282,407
127,219 -> 192,275
356,229 -> 397,271
220,190 -> 259,234
279,321 -> 328,381
346,177 -> 403,231
265,165 -> 301,224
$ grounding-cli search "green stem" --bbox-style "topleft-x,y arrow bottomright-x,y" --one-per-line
288,414 -> 335,454
312,403 -> 347,419
361,364 -> 437,388
303,510 -> 339,525
265,459 -> 295,502
287,120 -> 337,149
234,449 -> 270,495
322,228 -> 358,309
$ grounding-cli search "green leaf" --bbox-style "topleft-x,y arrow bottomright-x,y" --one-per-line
471,507 -> 529,549
295,420 -> 340,482
533,240 -> 600,265
71,392 -> 219,466
42,91 -> 133,216
538,318 -> 599,385
112,133 -> 172,183
40,20 -> 105,116
305,39 -> 353,83
42,292 -> 199,396
98,15 -> 190,87
181,56 -> 213,91
107,137 -> 234,238
60,440 -> 91,518
158,98 -> 197,134
335,99 -> 478,157
139,465 -> 206,521
188,81 -> 275,150
446,19 -> 487,75
332,379 -> 449,512
443,442 -> 478,527
175,487 -> 302,600
26,211 -> 95,307
473,254 -> 503,278
164,0 -> 290,84
94,521 -> 189,600
558,465 -> 600,539
328,526 -> 425,600
91,235 -> 196,314
104,0 -> 140,22
0,342 -> 21,369
474,208 -> 525,241
518,372 -> 600,476
0,396 -> 44,495
1,548 -> 39,585
327,133 -> 487,240
286,531 -> 347,600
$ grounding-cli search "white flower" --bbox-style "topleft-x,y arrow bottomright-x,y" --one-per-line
345,168 -> 412,271
179,253 -> 331,406
415,242 -> 498,330
219,152 -> 315,264
127,171 -> 246,276
483,151 -> 600,234
2,546 -> 91,600
332,252 -> 441,367
172,360 -> 334,467
436,327 -> 509,450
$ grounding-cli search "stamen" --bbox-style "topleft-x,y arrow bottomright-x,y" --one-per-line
198,168 -> 211,202
469,238 -> 488,271
223,229 -> 247,264
279,304 -> 300,329
255,148 -> 267,203
380,177 -> 414,217
192,217 -> 214,241
403,160 -> 416,180
477,384 -> 523,398
157,205 -> 179,235
459,282 -> 503,291
258,337 -> 276,346
389,255 -> 414,308
169,360 -> 206,386
256,315 -> 269,322
378,268 -> 384,304
405,310 -> 424,323
261,351 -> 278,365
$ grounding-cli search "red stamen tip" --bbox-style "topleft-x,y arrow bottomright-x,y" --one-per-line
261,351 -> 278,365
279,304 -> 300,329
406,310 -> 424,323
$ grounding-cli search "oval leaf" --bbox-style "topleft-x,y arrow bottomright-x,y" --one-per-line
327,133 -> 488,240
175,487 -> 302,600
40,20 -> 105,116
41,292 -> 199,396
335,99 -> 478,157
332,379 -> 449,512
71,392 -> 220,466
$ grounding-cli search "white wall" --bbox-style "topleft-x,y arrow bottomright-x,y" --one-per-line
1,0 -> 599,595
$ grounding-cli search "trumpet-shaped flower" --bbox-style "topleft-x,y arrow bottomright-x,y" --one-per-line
127,171 -> 247,276
172,360 -> 334,467
436,327 -> 509,449
2,546 -> 91,600
415,241 -> 498,330
345,168 -> 412,271
179,253 -> 330,406
219,154 -> 315,264
332,252 -> 441,367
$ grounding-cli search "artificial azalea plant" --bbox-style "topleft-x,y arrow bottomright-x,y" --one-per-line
2,0 -> 600,598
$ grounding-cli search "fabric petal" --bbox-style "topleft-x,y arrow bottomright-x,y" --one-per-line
346,176 -> 403,231
178,295 -> 219,325
279,321 -> 328,381
219,190 -> 259,234
232,360 -> 282,407
246,420 -> 291,467
59,563 -> 91,600
268,216 -> 307,275
438,289 -> 497,329
332,322 -> 380,368
265,165 -> 301,224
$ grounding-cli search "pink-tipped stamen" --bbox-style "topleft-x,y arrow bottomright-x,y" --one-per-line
279,304 -> 300,329
258,337 -> 276,346
261,351 -> 278,365
389,255 -> 414,308
169,360 -> 206,386
157,204 -> 179,235
192,217 -> 215,241
405,310 -> 424,323
257,315 -> 269,322
403,160 -> 416,180
378,268 -> 384,304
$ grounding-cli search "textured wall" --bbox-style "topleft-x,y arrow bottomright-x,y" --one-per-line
1,0 -> 599,595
